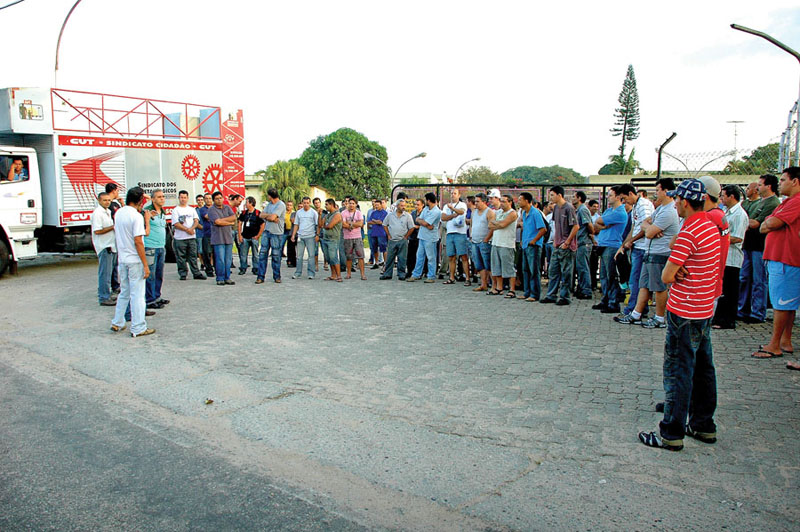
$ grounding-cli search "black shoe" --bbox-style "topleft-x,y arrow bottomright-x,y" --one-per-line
539,298 -> 556,304
371,264 -> 380,270
379,276 -> 392,280
179,276 -> 187,280
591,303 -> 606,310
224,280 -> 235,285
193,274 -> 207,280
601,306 -> 621,314
158,299 -> 170,305
655,402 -> 665,413
146,302 -> 164,309
575,294 -> 592,300
99,299 -> 116,307
556,299 -> 570,306
145,310 -> 156,317
238,270 -> 246,275
685,425 -> 717,444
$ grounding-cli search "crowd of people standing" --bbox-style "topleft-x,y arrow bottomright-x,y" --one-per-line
90,168 -> 800,451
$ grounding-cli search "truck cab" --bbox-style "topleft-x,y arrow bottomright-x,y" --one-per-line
0,147 -> 42,274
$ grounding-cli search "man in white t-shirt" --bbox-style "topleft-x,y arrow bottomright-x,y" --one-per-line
111,186 -> 155,337
172,189 -> 206,281
441,189 -> 469,285
91,192 -> 116,306
291,196 -> 319,279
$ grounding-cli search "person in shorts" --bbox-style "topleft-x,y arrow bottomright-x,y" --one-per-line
342,198 -> 366,280
487,194 -> 518,296
754,167 -> 800,364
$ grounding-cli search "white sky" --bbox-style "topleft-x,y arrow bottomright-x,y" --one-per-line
2,0 -> 799,176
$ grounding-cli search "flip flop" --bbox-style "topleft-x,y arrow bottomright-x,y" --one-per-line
361,276 -> 368,281
786,361 -> 800,371
472,286 -> 487,292
504,291 -> 516,299
336,278 -> 343,282
443,279 -> 455,285
752,349 -> 782,359
487,289 -> 502,296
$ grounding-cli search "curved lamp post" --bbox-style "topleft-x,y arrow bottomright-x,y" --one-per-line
364,151 -> 427,187
731,23 -> 800,165
55,0 -> 84,87
452,157 -> 481,183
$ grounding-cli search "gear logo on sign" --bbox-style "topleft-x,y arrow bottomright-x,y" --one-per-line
181,154 -> 201,180
224,134 -> 235,143
202,163 -> 224,194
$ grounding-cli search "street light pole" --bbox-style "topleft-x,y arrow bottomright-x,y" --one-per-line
364,151 -> 427,190
55,0 -> 84,88
452,157 -> 481,183
731,23 -> 800,165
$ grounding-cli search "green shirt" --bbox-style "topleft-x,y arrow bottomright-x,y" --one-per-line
142,204 -> 167,249
321,210 -> 342,241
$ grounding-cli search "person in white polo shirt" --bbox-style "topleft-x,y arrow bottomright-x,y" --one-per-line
441,189 -> 470,286
91,192 -> 116,306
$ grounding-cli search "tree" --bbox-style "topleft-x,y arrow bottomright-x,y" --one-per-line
457,165 -> 501,184
722,143 -> 781,175
298,128 -> 390,200
610,64 -> 640,158
255,159 -> 310,205
598,148 -> 641,175
501,165 -> 587,184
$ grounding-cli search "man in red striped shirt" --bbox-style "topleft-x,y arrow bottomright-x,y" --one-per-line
639,179 -> 722,451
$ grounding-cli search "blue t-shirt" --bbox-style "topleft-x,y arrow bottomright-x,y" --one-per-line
142,206 -> 167,249
197,205 -> 212,235
417,205 -> 441,242
368,209 -> 388,237
521,207 -> 546,248
596,204 -> 628,248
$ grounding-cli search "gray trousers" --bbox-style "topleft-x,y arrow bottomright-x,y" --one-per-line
381,239 -> 409,279
174,238 -> 202,277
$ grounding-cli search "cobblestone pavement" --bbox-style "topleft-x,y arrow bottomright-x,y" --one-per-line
1,254 -> 799,530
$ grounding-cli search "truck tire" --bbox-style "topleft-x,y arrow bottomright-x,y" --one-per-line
0,240 -> 9,278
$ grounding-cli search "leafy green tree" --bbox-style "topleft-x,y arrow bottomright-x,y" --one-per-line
298,128 -> 389,200
255,159 -> 310,205
598,148 -> 641,175
457,165 -> 501,184
501,165 -> 586,184
610,64 -> 640,158
722,143 -> 781,175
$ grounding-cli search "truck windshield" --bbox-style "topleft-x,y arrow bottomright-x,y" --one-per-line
1,155 -> 30,183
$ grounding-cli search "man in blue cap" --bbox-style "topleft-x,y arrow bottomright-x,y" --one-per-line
639,179 -> 722,451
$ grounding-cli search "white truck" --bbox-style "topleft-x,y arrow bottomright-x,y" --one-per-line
0,87 -> 245,276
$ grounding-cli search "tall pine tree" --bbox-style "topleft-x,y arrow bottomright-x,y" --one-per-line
610,64 -> 640,158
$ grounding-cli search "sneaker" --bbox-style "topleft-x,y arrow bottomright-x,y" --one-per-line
406,277 -> 420,282
591,303 -> 606,310
146,302 -> 164,310
131,328 -> 156,338
638,431 -> 683,451
555,299 -> 570,306
614,314 -> 642,325
642,317 -> 667,329
238,270 -> 246,275
424,278 -> 435,283
370,264 -> 380,270
291,275 -> 298,279
110,324 -> 126,332
179,276 -> 187,280
308,276 -> 314,280
224,280 -> 235,285
194,274 -> 207,280
254,279 -> 264,284
100,299 -> 116,306
685,425 -> 717,444
217,281 -> 225,286
157,299 -> 170,305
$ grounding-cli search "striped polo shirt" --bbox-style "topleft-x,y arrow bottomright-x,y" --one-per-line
666,212 -> 722,320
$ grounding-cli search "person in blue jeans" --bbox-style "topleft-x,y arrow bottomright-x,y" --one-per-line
367,200 -> 388,269
617,185 -> 654,316
592,186 -> 628,313
206,191 -> 237,285
90,192 -> 117,306
571,191 -> 595,299
256,188 -> 286,284
143,190 -> 168,308
518,192 -> 547,301
408,192 -> 441,282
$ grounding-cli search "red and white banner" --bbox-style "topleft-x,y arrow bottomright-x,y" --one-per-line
220,110 -> 245,198
58,135 -> 221,152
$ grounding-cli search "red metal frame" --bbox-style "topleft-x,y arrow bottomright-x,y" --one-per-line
50,88 -> 222,141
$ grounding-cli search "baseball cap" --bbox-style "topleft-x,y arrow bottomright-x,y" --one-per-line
667,179 -> 706,202
487,188 -> 501,198
697,175 -> 721,199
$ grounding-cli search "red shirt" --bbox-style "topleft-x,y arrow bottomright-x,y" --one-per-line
705,207 -> 730,298
667,212 -> 722,320
763,194 -> 800,267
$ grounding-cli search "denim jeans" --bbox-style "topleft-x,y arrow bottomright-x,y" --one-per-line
145,247 -> 165,304
381,239 -> 408,279
623,248 -> 645,314
97,248 -> 115,302
112,262 -> 147,335
110,252 -> 120,291
543,242 -> 553,274
659,311 -> 717,442
321,239 -> 339,267
545,247 -> 575,301
411,239 -> 438,279
201,236 -> 214,274
599,246 -> 621,309
521,245 -> 541,299
294,236 -> 317,277
257,233 -> 282,281
368,235 -> 384,264
574,242 -> 592,297
213,244 -> 233,281
338,238 -> 347,268
239,237 -> 260,273
738,249 -> 767,321
174,238 -> 202,278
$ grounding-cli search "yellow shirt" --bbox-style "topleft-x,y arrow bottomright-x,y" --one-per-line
284,210 -> 293,230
